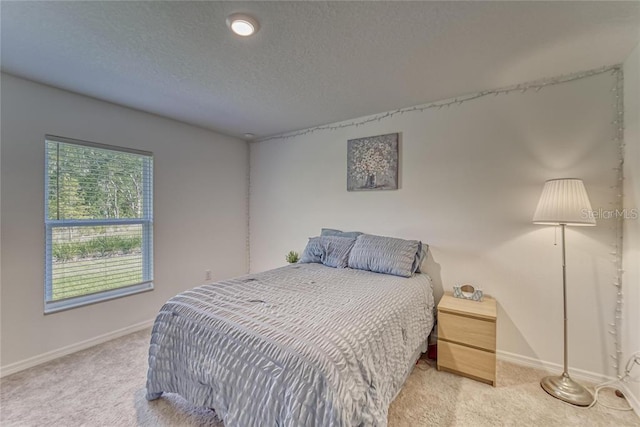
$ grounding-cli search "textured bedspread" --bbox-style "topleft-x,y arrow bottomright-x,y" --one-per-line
146,263 -> 435,427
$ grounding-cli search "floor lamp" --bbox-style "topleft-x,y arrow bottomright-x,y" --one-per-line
533,178 -> 596,406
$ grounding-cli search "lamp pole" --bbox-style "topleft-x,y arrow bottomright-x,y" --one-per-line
562,223 -> 568,377
540,223 -> 593,406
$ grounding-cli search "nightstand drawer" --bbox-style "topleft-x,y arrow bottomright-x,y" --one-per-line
438,340 -> 496,385
438,311 -> 496,351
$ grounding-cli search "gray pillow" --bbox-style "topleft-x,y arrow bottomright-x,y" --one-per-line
299,236 -> 357,268
413,243 -> 429,274
348,234 -> 420,277
320,228 -> 363,239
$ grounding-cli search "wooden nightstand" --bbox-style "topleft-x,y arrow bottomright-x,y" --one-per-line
437,292 -> 497,386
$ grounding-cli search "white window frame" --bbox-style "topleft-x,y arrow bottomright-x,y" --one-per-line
44,135 -> 154,314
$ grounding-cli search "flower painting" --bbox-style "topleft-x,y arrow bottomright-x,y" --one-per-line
347,133 -> 398,191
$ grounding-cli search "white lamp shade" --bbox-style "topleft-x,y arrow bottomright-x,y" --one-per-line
533,179 -> 596,226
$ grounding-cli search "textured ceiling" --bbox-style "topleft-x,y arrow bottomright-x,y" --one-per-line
2,1 -> 639,140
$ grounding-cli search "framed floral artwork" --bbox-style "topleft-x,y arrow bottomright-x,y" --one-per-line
347,133 -> 399,191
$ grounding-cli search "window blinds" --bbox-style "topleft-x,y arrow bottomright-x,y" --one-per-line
45,136 -> 153,312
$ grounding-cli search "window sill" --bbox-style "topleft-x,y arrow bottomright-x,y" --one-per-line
44,282 -> 154,314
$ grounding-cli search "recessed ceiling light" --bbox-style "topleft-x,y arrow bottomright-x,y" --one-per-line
227,13 -> 260,37
244,133 -> 255,140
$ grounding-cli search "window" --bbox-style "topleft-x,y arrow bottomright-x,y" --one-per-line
45,135 -> 153,313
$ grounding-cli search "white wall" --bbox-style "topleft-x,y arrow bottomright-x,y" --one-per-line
0,74 -> 249,370
251,71 -> 621,378
623,43 -> 640,407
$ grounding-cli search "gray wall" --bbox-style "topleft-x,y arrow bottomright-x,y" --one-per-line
1,74 -> 249,370
623,43 -> 640,409
250,71 -> 621,379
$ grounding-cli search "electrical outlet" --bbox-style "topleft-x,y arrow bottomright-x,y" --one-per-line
205,270 -> 212,281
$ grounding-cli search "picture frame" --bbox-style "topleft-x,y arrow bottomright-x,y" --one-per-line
347,132 -> 399,191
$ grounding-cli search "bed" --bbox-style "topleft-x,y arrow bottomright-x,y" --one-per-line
146,236 -> 434,427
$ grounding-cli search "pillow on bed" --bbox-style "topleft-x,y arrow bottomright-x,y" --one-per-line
348,234 -> 421,277
320,228 -> 363,239
299,235 -> 357,268
413,243 -> 429,274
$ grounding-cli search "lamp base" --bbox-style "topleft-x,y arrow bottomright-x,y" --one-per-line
541,373 -> 593,406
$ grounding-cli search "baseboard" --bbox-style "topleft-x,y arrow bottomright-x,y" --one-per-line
620,384 -> 640,417
496,350 -> 616,384
0,318 -> 155,378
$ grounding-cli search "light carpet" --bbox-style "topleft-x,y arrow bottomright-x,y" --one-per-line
1,329 -> 638,426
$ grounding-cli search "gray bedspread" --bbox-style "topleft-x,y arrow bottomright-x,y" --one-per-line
146,263 -> 434,426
